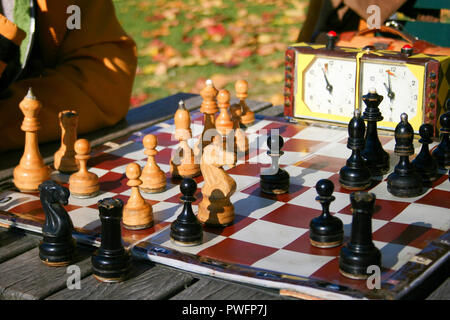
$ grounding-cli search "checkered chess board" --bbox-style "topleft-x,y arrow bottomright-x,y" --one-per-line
0,111 -> 448,299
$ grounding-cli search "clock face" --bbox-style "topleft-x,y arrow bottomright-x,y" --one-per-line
360,61 -> 421,123
303,57 -> 357,117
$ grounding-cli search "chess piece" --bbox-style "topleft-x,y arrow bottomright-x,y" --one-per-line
432,110 -> 449,169
38,180 -> 76,266
339,109 -> 372,190
230,101 -> 249,155
170,100 -> 201,179
235,80 -> 254,126
197,139 -> 237,227
54,110 -> 79,173
387,113 -> 425,198
215,89 -> 234,139
260,134 -> 290,194
13,88 -> 52,192
91,198 -> 131,282
309,179 -> 344,248
339,191 -> 381,279
69,139 -> 100,198
140,134 -> 167,193
170,178 -> 203,246
123,163 -> 153,230
197,79 -> 219,154
360,88 -> 390,176
412,123 -> 439,184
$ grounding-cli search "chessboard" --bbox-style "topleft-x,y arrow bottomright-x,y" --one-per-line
0,110 -> 449,300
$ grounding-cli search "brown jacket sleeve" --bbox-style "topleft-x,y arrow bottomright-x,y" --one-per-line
0,0 -> 137,152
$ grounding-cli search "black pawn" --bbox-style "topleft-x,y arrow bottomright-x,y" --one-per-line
412,123 -> 439,184
260,133 -> 290,194
91,198 -> 131,282
387,113 -> 425,197
38,180 -> 76,267
432,110 -> 450,169
360,89 -> 390,176
339,191 -> 381,279
170,178 -> 203,246
309,179 -> 344,248
339,109 -> 372,190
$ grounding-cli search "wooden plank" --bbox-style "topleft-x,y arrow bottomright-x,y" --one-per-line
47,261 -> 195,300
427,278 -> 450,300
170,277 -> 291,300
0,246 -> 94,300
0,227 -> 40,263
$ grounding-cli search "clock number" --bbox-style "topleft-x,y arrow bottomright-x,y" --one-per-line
390,67 -> 396,72
370,76 -> 375,81
328,109 -> 332,114
414,95 -> 417,100
411,80 -> 416,86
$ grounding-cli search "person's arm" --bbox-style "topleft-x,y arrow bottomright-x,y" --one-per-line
0,0 -> 137,152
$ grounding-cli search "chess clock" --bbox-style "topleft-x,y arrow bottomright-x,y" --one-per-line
284,35 -> 450,135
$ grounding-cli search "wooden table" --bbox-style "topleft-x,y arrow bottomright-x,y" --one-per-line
0,93 -> 448,300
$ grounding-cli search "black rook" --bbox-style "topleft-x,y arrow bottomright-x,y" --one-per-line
339,191 -> 381,279
91,198 -> 131,282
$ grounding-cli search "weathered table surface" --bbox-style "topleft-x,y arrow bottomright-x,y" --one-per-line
0,94 -> 448,300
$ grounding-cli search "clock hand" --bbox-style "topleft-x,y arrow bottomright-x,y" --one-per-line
322,68 -> 333,94
384,72 -> 395,101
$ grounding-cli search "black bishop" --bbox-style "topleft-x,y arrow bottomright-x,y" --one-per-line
339,109 -> 372,190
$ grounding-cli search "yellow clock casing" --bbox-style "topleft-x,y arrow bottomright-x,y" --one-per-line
284,43 -> 449,136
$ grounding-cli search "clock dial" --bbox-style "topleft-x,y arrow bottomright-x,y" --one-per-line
304,57 -> 357,117
360,62 -> 421,123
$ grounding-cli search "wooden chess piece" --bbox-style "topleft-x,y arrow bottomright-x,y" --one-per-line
432,110 -> 449,169
13,88 -> 52,192
54,110 -> 79,173
92,198 -> 131,282
309,179 -> 344,248
38,180 -> 76,266
230,101 -> 249,156
412,123 -> 439,184
197,139 -> 237,227
140,134 -> 166,193
170,100 -> 200,179
360,88 -> 390,176
387,113 -> 425,197
235,80 -> 254,126
339,191 -> 381,279
196,79 -> 219,155
123,163 -> 153,230
339,109 -> 372,190
170,178 -> 203,246
69,139 -> 100,198
260,134 -> 290,194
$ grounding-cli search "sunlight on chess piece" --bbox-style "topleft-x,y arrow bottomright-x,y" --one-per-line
170,100 -> 200,179
13,88 -> 52,193
123,163 -> 153,230
140,134 -> 167,193
235,80 -> 254,126
197,141 -> 237,227
54,110 -> 79,173
68,139 -> 100,198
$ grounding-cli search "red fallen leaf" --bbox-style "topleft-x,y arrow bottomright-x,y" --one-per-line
130,93 -> 150,108
145,14 -> 165,22
236,48 -> 254,58
207,24 -> 227,37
